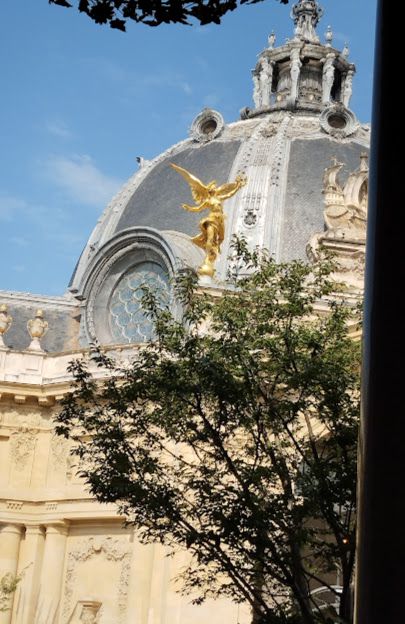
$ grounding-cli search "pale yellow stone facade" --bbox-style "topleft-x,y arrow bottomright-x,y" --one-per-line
0,346 -> 250,623
0,151 -> 369,624
0,1 -> 370,619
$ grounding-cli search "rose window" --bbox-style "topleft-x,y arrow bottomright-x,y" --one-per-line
109,262 -> 169,343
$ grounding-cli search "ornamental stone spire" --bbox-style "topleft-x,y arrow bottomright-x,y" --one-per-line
291,0 -> 323,43
247,0 -> 356,119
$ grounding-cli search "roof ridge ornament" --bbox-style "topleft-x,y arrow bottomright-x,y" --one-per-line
268,31 -> 276,49
325,25 -> 333,47
291,0 -> 324,43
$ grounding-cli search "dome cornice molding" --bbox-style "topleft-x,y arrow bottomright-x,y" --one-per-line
259,43 -> 352,69
69,122 -> 252,294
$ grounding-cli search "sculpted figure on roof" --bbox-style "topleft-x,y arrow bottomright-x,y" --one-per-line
171,163 -> 246,277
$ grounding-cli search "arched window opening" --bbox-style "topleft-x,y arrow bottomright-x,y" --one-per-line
109,262 -> 169,343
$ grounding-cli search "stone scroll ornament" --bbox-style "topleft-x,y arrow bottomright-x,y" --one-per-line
307,153 -> 369,289
171,163 -> 246,277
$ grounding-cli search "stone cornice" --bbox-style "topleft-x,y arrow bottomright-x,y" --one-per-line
0,287 -> 361,403
0,495 -> 123,525
0,343 -> 140,403
0,290 -> 77,309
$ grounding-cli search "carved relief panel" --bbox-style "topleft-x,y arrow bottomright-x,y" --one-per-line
62,536 -> 132,624
47,434 -> 76,486
9,427 -> 38,487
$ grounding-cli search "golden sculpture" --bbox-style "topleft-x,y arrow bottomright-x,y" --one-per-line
171,163 -> 246,277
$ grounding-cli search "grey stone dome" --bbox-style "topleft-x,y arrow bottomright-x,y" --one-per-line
69,108 -> 369,294
67,0 -> 370,347
0,1 -> 371,354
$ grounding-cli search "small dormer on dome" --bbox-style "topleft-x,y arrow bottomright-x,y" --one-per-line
249,0 -> 355,117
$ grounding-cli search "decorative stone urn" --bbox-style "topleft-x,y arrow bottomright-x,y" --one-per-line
0,304 -> 12,348
27,309 -> 48,351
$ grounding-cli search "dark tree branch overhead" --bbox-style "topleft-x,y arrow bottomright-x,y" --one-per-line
49,0 -> 288,31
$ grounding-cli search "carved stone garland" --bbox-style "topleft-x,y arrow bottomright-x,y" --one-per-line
9,427 -> 37,471
49,433 -> 74,482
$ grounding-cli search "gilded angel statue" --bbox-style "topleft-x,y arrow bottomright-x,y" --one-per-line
171,163 -> 246,277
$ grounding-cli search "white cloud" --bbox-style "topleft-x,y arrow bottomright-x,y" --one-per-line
100,59 -> 129,82
143,73 -> 193,95
332,31 -> 350,45
83,57 -> 193,96
195,26 -> 213,36
84,57 -> 130,83
45,119 -> 73,139
203,93 -> 221,108
0,195 -> 28,221
194,56 -> 210,72
45,154 -> 123,207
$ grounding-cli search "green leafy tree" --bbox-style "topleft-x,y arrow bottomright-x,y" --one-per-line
49,0 -> 288,32
56,243 -> 360,624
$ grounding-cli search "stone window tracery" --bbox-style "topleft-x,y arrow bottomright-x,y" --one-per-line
109,261 -> 169,344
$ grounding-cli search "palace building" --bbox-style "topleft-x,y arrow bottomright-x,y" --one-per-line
0,2 -> 369,622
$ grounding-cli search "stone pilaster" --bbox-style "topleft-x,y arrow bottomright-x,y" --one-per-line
13,525 -> 45,624
0,524 -> 23,624
34,522 -> 69,624
126,541 -> 154,623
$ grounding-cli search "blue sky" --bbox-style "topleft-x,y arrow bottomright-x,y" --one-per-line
0,0 -> 377,295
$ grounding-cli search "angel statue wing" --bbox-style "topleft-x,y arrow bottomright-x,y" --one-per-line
170,163 -> 211,204
216,174 -> 247,200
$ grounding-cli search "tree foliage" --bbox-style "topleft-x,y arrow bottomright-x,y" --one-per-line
56,242 -> 361,624
49,0 -> 288,32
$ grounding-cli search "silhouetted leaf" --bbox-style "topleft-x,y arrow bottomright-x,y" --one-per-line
78,0 -> 90,12
50,0 -> 289,30
49,0 -> 72,7
89,0 -> 115,23
110,17 -> 126,30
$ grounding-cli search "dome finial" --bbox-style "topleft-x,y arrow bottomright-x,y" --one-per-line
291,0 -> 324,43
325,25 -> 333,46
342,42 -> 350,59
